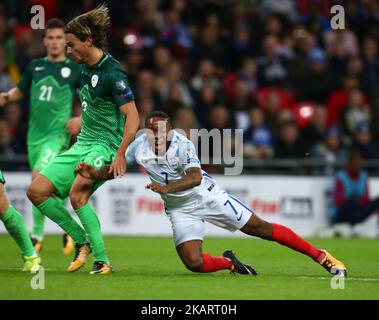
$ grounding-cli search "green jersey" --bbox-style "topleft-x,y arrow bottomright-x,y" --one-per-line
17,57 -> 81,145
77,53 -> 135,151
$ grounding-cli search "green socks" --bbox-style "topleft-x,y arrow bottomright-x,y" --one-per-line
36,197 -> 87,244
1,206 -> 35,257
75,204 -> 109,263
32,206 -> 45,240
32,198 -> 66,240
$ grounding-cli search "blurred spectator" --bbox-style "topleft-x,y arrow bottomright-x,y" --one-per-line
361,37 -> 379,113
257,35 -> 292,88
190,59 -> 221,93
262,91 -> 283,138
190,24 -> 229,74
311,126 -> 348,176
228,25 -> 254,69
202,104 -> 235,169
340,89 -> 371,144
301,104 -> 328,151
135,70 -> 161,108
277,109 -> 295,125
323,28 -> 359,59
162,82 -> 191,118
206,105 -> 234,131
122,50 -> 145,85
229,79 -> 257,130
236,58 -> 259,94
194,83 -> 224,128
158,8 -> 192,56
371,111 -> 379,152
0,119 -> 16,156
298,48 -> 335,103
172,106 -> 199,139
297,0 -> 331,32
0,10 -> 8,44
160,60 -> 194,107
326,73 -> 361,126
2,102 -> 26,153
0,119 -> 21,155
152,45 -> 172,76
259,0 -> 298,22
137,97 -> 154,129
243,108 -> 274,159
274,120 -> 306,158
331,149 -> 379,236
290,27 -> 317,86
0,46 -> 13,92
351,122 -> 378,160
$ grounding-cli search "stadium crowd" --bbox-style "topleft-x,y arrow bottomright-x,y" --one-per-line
0,0 -> 378,170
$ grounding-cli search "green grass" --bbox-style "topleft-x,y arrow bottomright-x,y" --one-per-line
0,235 -> 378,300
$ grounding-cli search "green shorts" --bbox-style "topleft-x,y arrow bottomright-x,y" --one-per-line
28,136 -> 69,171
39,142 -> 115,199
0,170 -> 5,184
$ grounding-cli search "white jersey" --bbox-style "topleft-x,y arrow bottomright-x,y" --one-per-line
125,130 -> 218,211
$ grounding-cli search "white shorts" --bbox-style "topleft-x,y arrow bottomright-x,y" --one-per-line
166,185 -> 254,246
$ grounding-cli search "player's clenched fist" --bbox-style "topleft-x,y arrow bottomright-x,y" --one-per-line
0,92 -> 9,106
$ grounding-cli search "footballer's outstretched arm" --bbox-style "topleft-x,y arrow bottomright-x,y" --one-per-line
111,101 -> 139,178
146,168 -> 202,194
0,87 -> 23,106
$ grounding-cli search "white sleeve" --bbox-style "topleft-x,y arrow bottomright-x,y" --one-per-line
178,140 -> 201,171
125,139 -> 138,165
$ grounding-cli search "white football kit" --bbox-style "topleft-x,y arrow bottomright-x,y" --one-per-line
125,130 -> 253,245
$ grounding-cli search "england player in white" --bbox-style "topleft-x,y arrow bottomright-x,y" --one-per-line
77,111 -> 347,276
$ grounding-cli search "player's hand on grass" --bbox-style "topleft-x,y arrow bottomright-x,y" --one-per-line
146,183 -> 169,194
66,116 -> 82,135
110,152 -> 126,178
0,92 -> 9,107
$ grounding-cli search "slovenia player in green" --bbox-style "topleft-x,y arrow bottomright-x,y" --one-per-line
0,170 -> 41,271
27,5 -> 139,275
0,19 -> 81,255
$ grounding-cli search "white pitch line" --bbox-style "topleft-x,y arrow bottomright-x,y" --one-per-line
1,268 -> 53,271
298,276 -> 379,282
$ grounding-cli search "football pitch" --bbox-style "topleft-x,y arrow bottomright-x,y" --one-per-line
0,235 -> 378,300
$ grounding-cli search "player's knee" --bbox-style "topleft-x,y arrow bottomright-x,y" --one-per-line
69,192 -> 87,210
242,216 -> 273,240
27,182 -> 45,205
183,255 -> 203,272
254,220 -> 273,239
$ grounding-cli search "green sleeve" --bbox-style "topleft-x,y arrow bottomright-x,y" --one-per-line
17,61 -> 33,93
107,69 -> 135,108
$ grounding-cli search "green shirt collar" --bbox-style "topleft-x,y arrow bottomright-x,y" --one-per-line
91,52 -> 109,69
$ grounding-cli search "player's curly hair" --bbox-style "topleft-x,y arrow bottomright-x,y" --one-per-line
65,4 -> 111,50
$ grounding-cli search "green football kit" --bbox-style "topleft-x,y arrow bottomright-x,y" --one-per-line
17,56 -> 81,239
18,56 -> 81,170
38,53 -> 135,263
